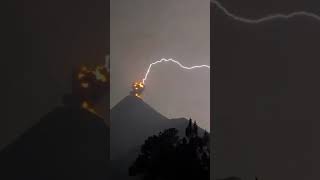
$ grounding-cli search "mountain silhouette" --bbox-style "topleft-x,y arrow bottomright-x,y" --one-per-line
110,95 -> 206,179
0,94 -> 205,180
0,103 -> 109,180
111,95 -> 193,159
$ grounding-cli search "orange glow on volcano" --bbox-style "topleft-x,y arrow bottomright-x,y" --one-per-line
74,64 -> 108,114
132,81 -> 145,98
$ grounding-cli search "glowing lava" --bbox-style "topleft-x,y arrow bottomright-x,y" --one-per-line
131,81 -> 145,98
74,64 -> 108,114
81,101 -> 97,114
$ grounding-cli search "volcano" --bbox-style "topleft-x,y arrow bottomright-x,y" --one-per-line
111,95 -> 191,159
0,94 -> 204,180
0,102 -> 110,180
110,95 -> 206,179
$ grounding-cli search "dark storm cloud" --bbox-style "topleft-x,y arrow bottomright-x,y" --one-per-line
1,0 -> 108,149
211,0 -> 320,179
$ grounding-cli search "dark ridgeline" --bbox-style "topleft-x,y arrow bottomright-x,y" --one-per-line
0,95 -> 109,180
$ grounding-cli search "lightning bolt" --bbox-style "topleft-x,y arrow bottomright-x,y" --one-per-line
212,0 -> 320,23
141,1 -> 319,84
142,58 -> 210,84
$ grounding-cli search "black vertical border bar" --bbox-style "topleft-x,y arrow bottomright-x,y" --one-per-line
210,2 -> 215,180
106,0 -> 111,162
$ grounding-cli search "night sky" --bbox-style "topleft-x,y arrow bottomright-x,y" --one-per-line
2,0 -> 320,179
111,0 -> 210,130
211,0 -> 320,179
1,0 -> 109,149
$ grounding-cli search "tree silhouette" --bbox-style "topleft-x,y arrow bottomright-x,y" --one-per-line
129,119 -> 210,180
193,121 -> 198,137
186,118 -> 193,138
217,177 -> 242,180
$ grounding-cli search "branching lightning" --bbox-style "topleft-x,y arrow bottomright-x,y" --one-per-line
142,58 -> 210,84
212,0 -> 320,23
